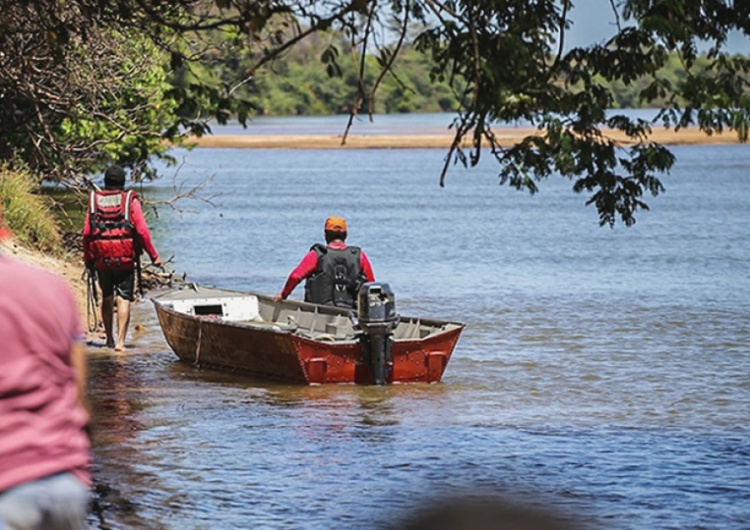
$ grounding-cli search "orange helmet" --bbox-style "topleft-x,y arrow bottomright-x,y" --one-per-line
324,216 -> 347,233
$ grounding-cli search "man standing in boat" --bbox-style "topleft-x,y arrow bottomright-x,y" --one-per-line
82,165 -> 163,351
274,216 -> 375,308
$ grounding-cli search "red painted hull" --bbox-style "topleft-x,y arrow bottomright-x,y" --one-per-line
152,291 -> 463,385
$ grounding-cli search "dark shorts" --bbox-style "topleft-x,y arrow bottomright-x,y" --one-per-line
97,269 -> 135,301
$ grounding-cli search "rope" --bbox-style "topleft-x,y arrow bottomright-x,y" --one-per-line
83,268 -> 100,333
194,321 -> 202,365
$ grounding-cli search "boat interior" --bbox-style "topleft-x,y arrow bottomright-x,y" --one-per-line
154,287 -> 461,342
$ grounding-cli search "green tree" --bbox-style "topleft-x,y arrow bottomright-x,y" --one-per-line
412,1 -> 749,225
0,3 -> 183,185
1,0 -> 748,225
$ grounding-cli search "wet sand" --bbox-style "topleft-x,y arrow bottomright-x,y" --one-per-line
187,127 -> 744,149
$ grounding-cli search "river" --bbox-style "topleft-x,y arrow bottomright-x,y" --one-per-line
85,125 -> 750,529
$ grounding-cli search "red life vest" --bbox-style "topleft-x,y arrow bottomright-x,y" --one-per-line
87,190 -> 138,270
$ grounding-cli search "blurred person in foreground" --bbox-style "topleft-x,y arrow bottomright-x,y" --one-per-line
0,206 -> 92,529
82,165 -> 162,351
274,216 -> 375,308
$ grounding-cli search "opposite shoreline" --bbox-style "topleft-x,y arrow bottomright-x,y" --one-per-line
187,127 -> 745,149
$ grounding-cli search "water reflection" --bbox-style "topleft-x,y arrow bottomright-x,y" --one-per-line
167,355 -> 452,429
88,349 -> 156,529
90,351 -> 146,443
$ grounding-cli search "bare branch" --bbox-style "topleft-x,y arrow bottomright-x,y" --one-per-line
608,0 -> 623,32
367,0 -> 411,116
341,1 -> 376,145
146,159 -> 219,214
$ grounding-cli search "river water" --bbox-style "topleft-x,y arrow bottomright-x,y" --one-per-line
86,123 -> 750,529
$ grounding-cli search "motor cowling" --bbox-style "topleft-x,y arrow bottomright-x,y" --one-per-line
358,282 -> 397,324
357,282 -> 399,385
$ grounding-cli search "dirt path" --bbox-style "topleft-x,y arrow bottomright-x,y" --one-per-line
1,238 -> 88,318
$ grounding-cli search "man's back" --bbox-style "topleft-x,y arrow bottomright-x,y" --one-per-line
305,243 -> 365,307
275,216 -> 375,307
0,256 -> 91,492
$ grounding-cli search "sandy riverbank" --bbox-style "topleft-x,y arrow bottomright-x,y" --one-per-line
1,238 -> 89,325
187,127 -> 744,149
2,238 -> 174,347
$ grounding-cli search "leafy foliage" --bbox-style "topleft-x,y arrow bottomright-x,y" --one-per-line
411,0 -> 749,225
0,3 -> 183,185
0,0 -> 748,226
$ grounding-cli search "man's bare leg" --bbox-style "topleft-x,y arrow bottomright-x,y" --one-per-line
115,298 -> 131,352
101,295 -> 115,348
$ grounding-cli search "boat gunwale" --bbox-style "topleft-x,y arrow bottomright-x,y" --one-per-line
150,287 -> 465,342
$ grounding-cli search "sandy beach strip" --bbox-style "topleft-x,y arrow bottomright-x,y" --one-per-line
186,127 -> 745,149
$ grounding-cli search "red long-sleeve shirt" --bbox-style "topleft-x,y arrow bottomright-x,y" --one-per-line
280,241 -> 375,299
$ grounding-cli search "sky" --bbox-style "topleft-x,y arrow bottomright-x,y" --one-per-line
567,0 -> 749,53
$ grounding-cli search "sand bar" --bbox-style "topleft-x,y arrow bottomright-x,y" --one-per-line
187,127 -> 745,149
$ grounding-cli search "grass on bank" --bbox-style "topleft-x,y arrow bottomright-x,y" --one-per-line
0,164 -> 62,254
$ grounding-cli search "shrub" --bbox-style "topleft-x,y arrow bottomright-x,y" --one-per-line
0,164 -> 62,253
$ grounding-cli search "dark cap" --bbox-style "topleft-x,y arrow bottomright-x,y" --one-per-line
104,165 -> 126,189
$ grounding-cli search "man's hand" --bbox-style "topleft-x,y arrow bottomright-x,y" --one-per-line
273,293 -> 284,303
152,257 -> 164,268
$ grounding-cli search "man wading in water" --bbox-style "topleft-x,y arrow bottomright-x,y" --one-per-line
82,165 -> 162,351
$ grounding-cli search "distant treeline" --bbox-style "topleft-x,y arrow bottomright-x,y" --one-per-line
242,37 -> 458,116
232,37 -> 725,116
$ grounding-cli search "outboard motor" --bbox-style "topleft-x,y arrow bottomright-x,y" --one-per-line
357,282 -> 399,385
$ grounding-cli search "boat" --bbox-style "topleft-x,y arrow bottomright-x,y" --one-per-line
151,282 -> 464,385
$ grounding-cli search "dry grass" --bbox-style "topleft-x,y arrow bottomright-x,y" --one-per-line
0,164 -> 62,253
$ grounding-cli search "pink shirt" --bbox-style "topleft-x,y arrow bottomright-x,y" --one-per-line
0,254 -> 91,491
280,241 -> 375,299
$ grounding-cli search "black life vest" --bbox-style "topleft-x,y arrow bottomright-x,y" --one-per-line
304,243 -> 366,308
87,190 -> 138,270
